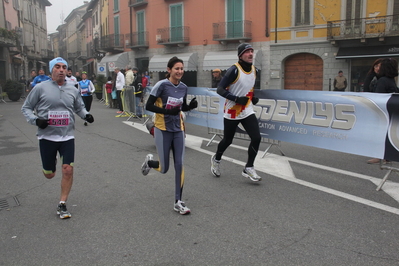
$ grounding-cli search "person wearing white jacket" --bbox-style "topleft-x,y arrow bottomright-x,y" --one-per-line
115,67 -> 125,113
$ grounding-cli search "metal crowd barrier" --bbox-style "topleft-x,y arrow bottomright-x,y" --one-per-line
206,128 -> 285,158
376,161 -> 399,191
115,85 -> 147,120
103,84 -> 110,107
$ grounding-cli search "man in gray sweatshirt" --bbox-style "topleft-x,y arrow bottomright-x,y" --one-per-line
21,57 -> 94,219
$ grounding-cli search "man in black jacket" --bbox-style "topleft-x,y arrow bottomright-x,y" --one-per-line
132,67 -> 143,118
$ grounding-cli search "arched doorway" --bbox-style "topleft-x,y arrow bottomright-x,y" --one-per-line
284,53 -> 323,90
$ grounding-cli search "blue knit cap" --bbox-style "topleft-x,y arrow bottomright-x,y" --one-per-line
49,57 -> 68,73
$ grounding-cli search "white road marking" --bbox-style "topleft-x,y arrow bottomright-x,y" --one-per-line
125,121 -> 399,215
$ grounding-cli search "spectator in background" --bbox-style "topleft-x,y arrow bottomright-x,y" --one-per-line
125,66 -> 134,86
32,68 -> 51,88
19,75 -> 26,84
90,74 -> 97,86
132,67 -> 144,118
26,70 -> 37,95
65,67 -> 78,88
333,70 -> 347,91
105,76 -> 115,109
19,75 -> 26,95
144,71 -> 151,86
363,58 -> 382,92
75,71 -> 82,82
211,68 -> 223,88
115,67 -> 125,113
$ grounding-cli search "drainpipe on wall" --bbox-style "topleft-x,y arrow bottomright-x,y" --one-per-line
265,0 -> 270,37
275,0 -> 278,43
129,6 -> 132,51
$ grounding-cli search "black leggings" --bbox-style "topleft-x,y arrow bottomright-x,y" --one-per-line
82,95 -> 93,112
215,114 -> 261,168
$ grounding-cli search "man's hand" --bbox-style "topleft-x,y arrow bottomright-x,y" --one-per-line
235,96 -> 249,105
188,97 -> 198,110
36,118 -> 49,129
85,114 -> 94,123
252,97 -> 259,105
165,107 -> 181,115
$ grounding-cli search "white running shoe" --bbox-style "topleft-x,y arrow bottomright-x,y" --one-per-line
242,167 -> 262,182
57,203 -> 71,219
174,200 -> 191,215
211,154 -> 221,177
141,154 -> 153,176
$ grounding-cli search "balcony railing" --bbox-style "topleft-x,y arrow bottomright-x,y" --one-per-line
126,31 -> 149,49
213,20 -> 252,42
129,0 -> 148,8
77,50 -> 87,60
41,49 -> 54,59
68,52 -> 78,59
327,14 -> 399,41
99,34 -> 125,51
156,26 -> 190,46
47,50 -> 54,58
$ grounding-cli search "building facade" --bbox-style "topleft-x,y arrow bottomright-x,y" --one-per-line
92,0 -> 270,89
0,0 -> 52,87
46,0 -> 399,91
270,0 -> 399,91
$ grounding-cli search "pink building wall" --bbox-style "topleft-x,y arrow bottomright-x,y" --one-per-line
107,0 -> 270,50
3,0 -> 19,30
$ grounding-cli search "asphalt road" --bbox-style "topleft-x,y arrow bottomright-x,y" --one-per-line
1,98 -> 399,266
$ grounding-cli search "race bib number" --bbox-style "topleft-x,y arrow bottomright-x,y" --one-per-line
81,88 -> 89,94
48,111 -> 70,127
165,96 -> 183,110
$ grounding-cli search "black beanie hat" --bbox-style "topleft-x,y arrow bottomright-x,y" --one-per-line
237,43 -> 253,57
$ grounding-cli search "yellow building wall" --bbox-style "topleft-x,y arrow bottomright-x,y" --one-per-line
366,0 -> 388,17
101,0 -> 109,36
313,0 -> 341,25
271,0 -> 292,29
296,31 -> 308,38
273,31 -> 291,41
270,0 -> 392,41
313,28 -> 327,38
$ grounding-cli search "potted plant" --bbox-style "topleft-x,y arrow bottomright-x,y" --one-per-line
95,74 -> 107,100
4,79 -> 24,101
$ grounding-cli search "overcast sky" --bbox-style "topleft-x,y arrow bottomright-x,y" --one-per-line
46,0 -> 88,34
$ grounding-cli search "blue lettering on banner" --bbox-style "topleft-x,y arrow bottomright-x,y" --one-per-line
143,87 -> 399,161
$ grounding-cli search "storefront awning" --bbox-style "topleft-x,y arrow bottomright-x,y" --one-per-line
336,45 -> 399,59
12,54 -> 23,64
149,53 -> 198,72
100,52 -> 130,71
203,50 -> 263,71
